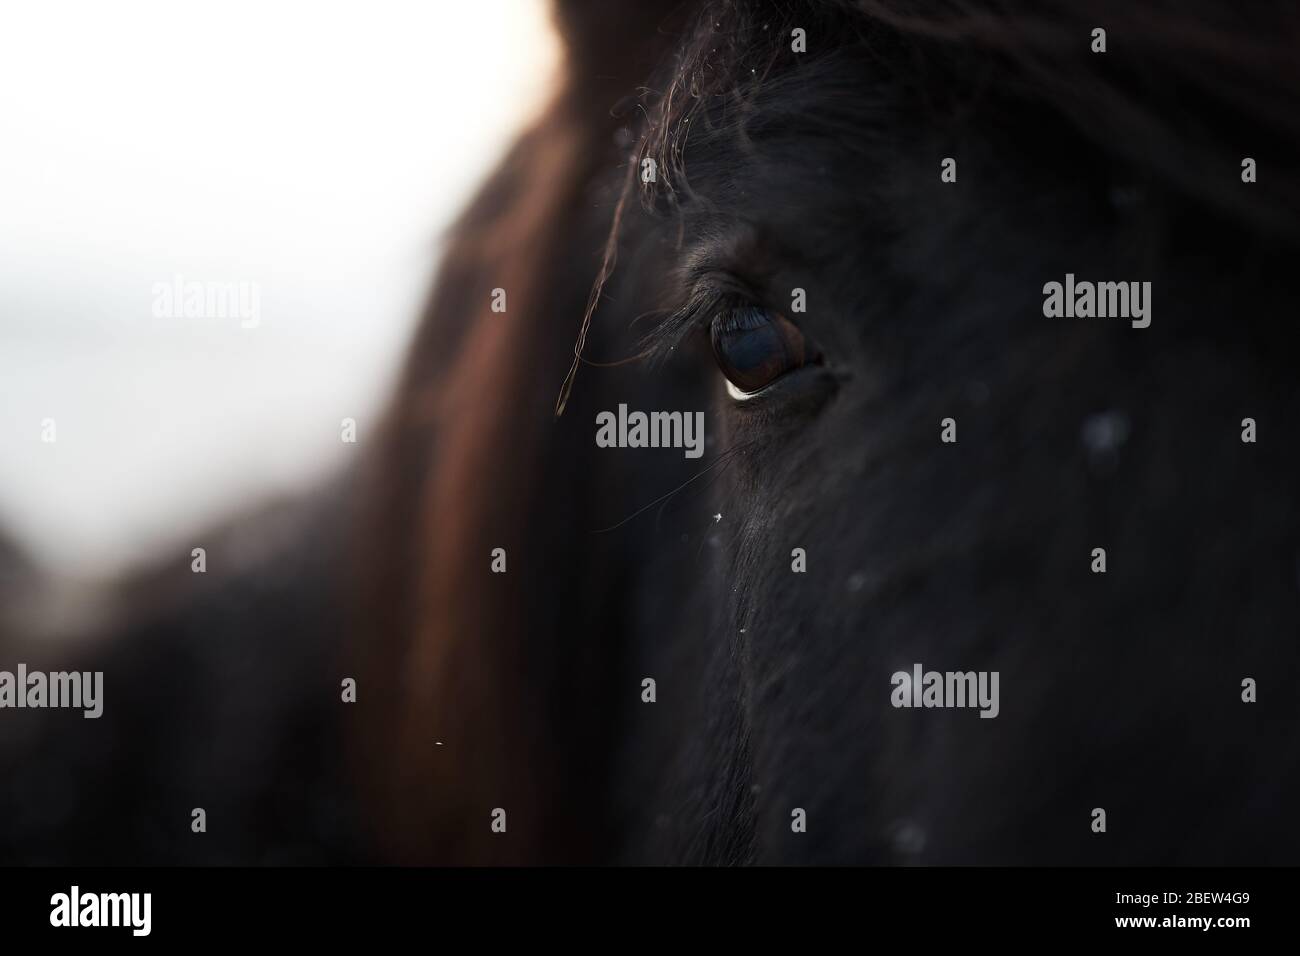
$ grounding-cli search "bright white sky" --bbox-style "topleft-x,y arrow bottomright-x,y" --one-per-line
0,0 -> 559,577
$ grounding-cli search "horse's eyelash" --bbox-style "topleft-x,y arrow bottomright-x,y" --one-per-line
640,289 -> 726,364
639,273 -> 754,364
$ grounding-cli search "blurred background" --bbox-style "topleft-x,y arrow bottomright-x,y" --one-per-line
0,0 -> 558,581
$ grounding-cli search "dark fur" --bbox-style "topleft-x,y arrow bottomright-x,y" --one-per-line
2,0 -> 1298,864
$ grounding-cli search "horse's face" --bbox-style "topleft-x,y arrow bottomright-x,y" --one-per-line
359,1 -> 1298,866
582,7 -> 1297,864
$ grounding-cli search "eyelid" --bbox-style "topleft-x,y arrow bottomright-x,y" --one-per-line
725,378 -> 764,401
638,268 -> 767,364
691,269 -> 758,300
685,271 -> 769,332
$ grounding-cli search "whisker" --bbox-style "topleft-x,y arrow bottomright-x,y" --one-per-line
592,438 -> 756,534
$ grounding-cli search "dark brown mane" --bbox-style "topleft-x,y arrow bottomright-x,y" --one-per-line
349,2 -> 692,864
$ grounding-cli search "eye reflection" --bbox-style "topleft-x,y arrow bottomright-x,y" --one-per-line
709,305 -> 809,395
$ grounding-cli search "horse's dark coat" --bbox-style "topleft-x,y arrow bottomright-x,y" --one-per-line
2,0 -> 1299,864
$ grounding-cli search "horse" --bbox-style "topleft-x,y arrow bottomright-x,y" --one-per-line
2,0 -> 1298,866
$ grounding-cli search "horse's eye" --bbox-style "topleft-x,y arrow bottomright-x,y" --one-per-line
709,305 -> 809,395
